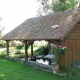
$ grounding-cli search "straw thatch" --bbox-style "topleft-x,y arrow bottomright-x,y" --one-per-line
3,8 -> 80,41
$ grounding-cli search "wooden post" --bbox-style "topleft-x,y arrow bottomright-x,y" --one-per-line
6,40 -> 9,56
48,41 -> 51,53
31,44 -> 33,56
24,41 -> 28,61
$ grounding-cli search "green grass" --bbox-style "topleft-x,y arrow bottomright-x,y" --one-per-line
0,59 -> 77,80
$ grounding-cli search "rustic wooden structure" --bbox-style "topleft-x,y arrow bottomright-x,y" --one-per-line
2,8 -> 80,66
61,22 -> 80,66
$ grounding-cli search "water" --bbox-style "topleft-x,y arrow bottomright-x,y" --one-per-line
36,59 -> 51,65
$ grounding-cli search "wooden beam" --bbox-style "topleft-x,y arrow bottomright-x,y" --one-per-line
48,41 -> 51,53
24,41 -> 28,61
31,44 -> 33,56
6,40 -> 9,56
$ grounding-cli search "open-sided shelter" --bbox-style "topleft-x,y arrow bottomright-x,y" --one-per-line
2,8 -> 80,66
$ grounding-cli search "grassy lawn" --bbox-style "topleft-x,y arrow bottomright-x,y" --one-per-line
0,59 -> 79,80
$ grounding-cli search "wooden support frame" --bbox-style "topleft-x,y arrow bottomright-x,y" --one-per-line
6,40 -> 9,56
24,40 -> 28,61
31,44 -> 33,56
48,41 -> 51,53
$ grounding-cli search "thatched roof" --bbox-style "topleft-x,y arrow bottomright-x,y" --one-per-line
3,8 -> 80,41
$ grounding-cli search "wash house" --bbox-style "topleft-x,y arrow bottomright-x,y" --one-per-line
2,8 -> 80,66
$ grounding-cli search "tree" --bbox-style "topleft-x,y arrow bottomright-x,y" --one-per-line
38,0 -> 79,15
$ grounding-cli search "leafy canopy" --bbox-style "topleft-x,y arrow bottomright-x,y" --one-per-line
38,0 -> 78,15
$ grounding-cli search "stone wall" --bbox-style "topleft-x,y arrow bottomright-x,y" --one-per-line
28,61 -> 52,72
5,56 -> 53,72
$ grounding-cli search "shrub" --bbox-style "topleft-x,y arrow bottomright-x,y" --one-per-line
16,44 -> 24,50
72,61 -> 80,69
13,50 -> 25,58
0,51 -> 7,58
59,65 -> 80,78
43,44 -> 49,55
15,50 -> 22,54
0,43 -> 3,48
34,44 -> 49,56
0,42 -> 6,48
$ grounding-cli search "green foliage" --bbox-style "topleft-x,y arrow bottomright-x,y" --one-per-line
60,65 -> 80,78
38,0 -> 78,15
50,45 -> 67,65
16,44 -> 24,50
12,50 -> 25,58
15,50 -> 22,54
50,46 -> 60,64
52,0 -> 78,13
0,58 -> 76,80
0,44 -> 4,48
34,44 -> 49,55
0,51 -> 7,58
50,46 -> 57,55
0,58 -> 80,79
72,61 -> 80,69
0,42 -> 6,48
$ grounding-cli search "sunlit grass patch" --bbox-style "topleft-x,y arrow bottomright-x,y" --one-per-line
0,58 -> 73,80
